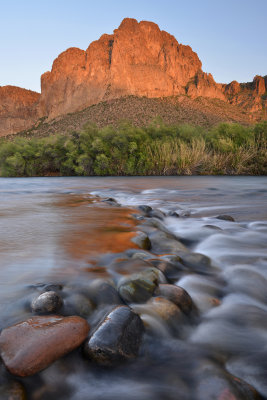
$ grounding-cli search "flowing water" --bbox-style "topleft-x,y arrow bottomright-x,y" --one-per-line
0,176 -> 267,399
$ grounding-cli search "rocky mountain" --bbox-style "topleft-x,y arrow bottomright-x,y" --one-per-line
0,18 -> 266,136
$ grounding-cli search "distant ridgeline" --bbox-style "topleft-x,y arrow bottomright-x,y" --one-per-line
0,18 -> 266,137
0,121 -> 266,176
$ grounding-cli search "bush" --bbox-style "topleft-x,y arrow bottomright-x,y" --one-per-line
0,121 -> 266,176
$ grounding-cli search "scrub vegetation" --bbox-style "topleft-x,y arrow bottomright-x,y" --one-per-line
0,120 -> 266,176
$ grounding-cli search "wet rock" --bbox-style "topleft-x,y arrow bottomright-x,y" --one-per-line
0,315 -> 90,377
148,209 -> 166,220
167,211 -> 180,218
118,268 -> 164,304
216,214 -> 235,222
101,198 -> 120,206
203,224 -> 222,230
149,230 -> 188,255
63,293 -> 94,317
111,258 -> 155,275
131,231 -> 151,250
178,252 -> 215,275
147,297 -> 182,323
83,305 -> 144,365
150,259 -> 186,281
31,291 -> 63,314
0,381 -> 26,400
133,297 -> 183,336
131,252 -> 153,260
155,284 -> 193,315
195,362 -> 260,400
138,205 -> 152,214
86,280 -> 122,307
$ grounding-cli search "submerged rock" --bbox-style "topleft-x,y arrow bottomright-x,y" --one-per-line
155,284 -> 193,315
138,205 -> 152,214
149,230 -> 188,255
167,211 -> 180,218
118,268 -> 164,304
86,279 -> 122,307
0,381 -> 26,400
150,258 -> 186,281
216,214 -> 235,222
131,231 -> 151,250
0,315 -> 89,377
62,293 -> 94,318
83,305 -> 144,365
195,362 -> 260,400
31,291 -> 63,313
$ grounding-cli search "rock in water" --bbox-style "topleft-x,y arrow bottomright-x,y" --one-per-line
83,306 -> 144,365
0,316 -> 89,377
118,268 -> 163,304
155,284 -> 193,315
216,214 -> 235,222
131,231 -> 151,250
31,291 -> 63,313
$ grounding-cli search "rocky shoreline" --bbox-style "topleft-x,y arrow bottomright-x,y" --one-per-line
0,197 -> 264,399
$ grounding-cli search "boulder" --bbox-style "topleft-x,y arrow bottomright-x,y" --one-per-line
155,284 -> 193,315
118,268 -> 165,304
31,291 -> 63,313
0,315 -> 89,377
83,306 -> 144,365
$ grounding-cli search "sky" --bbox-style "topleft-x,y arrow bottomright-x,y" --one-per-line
0,0 -> 266,93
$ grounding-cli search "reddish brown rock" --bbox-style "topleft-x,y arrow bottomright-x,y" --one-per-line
187,71 -> 225,100
0,85 -> 40,136
0,18 -> 266,136
253,75 -> 266,96
155,284 -> 193,315
39,18 -> 202,120
224,80 -> 241,96
0,315 -> 89,377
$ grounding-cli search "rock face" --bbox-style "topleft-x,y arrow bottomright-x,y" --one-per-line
39,18 -> 202,119
0,18 -> 266,136
0,86 -> 40,136
0,315 -> 89,377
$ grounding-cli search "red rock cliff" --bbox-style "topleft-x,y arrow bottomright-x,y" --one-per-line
0,86 -> 40,135
0,18 -> 266,136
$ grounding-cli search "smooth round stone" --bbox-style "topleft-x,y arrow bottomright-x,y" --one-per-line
138,205 -> 152,214
216,214 -> 235,222
63,293 -> 94,317
118,268 -> 165,304
0,315 -> 90,377
155,284 -> 193,315
86,280 -> 122,306
149,230 -> 188,255
167,211 -> 180,218
31,291 -> 63,313
146,297 -> 182,323
83,305 -> 144,365
131,231 -> 151,250
150,259 -> 186,281
148,209 -> 166,220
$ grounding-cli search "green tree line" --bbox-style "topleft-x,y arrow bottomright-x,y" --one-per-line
0,120 -> 266,176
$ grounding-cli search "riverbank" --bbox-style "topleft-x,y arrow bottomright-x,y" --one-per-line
0,121 -> 266,176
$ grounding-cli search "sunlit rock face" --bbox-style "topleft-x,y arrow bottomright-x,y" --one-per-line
0,18 -> 266,136
0,86 -> 40,135
39,18 -> 203,119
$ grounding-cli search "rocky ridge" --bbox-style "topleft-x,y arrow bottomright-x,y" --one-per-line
0,18 -> 266,136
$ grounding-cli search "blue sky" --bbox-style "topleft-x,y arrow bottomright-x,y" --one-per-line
1,0 -> 266,92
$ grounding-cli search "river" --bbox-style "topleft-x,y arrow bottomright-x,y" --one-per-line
0,176 -> 267,399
